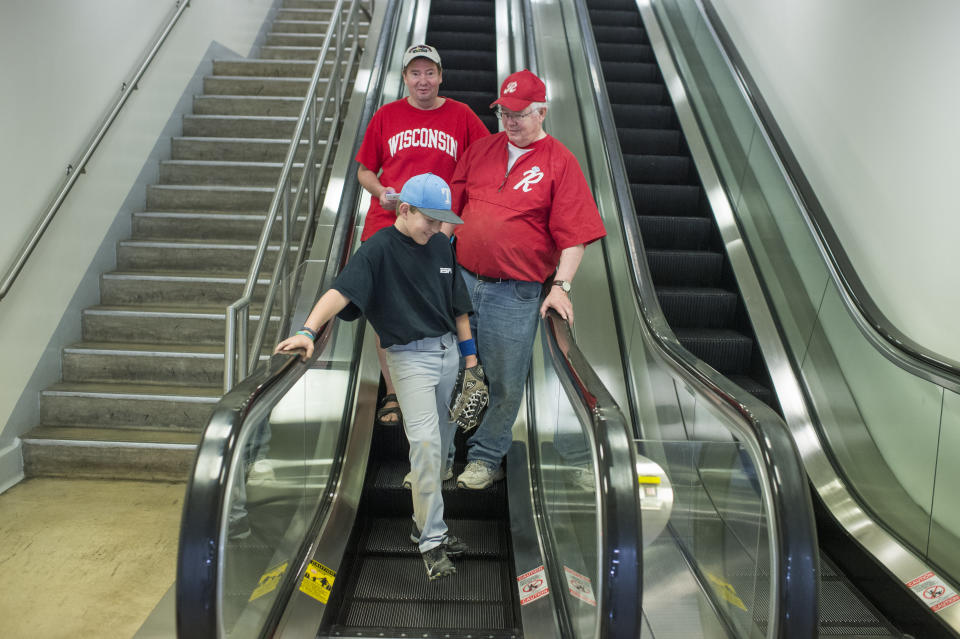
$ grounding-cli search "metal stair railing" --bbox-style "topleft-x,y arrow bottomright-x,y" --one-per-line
223,0 -> 369,391
0,0 -> 191,302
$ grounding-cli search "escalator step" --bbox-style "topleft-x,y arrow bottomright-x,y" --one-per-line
364,517 -> 508,557
349,556 -> 509,603
339,600 -> 511,632
441,49 -> 497,69
618,128 -> 681,155
429,0 -> 494,16
623,153 -> 693,185
429,14 -> 495,32
366,460 -> 507,518
589,0 -> 637,10
675,328 -> 752,374
612,103 -> 674,128
597,41 -> 655,63
606,81 -> 667,105
726,374 -> 773,405
601,60 -> 659,83
656,287 -> 738,329
638,215 -> 713,249
442,69 -> 498,92
631,183 -> 703,216
646,249 -> 722,286
592,25 -> 648,45
428,30 -> 496,51
589,8 -> 641,27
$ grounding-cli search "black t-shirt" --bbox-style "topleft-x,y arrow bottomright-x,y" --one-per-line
333,226 -> 473,348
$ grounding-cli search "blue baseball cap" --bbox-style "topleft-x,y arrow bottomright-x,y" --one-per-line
398,173 -> 463,225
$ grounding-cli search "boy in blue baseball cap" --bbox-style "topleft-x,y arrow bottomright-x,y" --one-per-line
276,173 -> 487,580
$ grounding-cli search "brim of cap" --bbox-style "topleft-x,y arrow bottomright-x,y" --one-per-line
416,207 -> 464,225
490,95 -> 533,112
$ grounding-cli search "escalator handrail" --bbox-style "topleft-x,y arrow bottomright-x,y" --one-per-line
174,0 -> 403,633
542,310 -> 643,639
693,0 -> 960,392
570,0 -> 818,636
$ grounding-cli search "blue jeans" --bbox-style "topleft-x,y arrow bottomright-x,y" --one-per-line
461,270 -> 542,466
385,333 -> 459,553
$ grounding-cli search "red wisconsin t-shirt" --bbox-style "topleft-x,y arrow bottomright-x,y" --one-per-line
355,97 -> 490,241
451,132 -> 606,282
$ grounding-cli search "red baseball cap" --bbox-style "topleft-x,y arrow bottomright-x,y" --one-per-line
490,69 -> 547,112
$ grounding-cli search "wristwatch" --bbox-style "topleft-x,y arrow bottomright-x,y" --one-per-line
552,280 -> 571,293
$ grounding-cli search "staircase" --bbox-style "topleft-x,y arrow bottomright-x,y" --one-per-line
587,0 -> 776,407
21,0 -> 367,481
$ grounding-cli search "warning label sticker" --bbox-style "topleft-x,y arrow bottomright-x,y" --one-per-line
705,571 -> 748,612
906,572 -> 960,613
299,560 -> 336,604
517,565 -> 549,605
249,561 -> 288,602
563,566 -> 597,606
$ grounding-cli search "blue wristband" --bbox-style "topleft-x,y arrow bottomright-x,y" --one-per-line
458,338 -> 477,357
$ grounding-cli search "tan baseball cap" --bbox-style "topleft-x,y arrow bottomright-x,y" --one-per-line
402,44 -> 442,69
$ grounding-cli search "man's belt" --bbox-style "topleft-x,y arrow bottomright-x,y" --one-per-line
463,267 -> 510,284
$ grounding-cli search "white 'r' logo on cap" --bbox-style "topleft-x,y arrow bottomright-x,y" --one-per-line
503,81 -> 518,95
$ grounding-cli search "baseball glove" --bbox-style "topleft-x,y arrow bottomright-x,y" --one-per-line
449,364 -> 489,432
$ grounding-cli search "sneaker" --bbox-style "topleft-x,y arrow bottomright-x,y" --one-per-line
402,465 -> 454,490
421,546 -> 456,580
409,523 -> 469,558
456,460 -> 504,490
247,459 -> 276,485
568,466 -> 596,492
228,517 -> 251,541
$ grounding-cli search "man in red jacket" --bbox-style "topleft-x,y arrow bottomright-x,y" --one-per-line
451,69 -> 606,489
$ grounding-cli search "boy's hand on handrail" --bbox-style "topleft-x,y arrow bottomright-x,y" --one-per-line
275,334 -> 314,360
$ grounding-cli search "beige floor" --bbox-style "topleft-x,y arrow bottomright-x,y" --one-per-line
0,478 -> 185,639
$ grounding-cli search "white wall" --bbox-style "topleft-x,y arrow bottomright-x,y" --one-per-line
708,0 -> 960,363
0,0 -> 276,482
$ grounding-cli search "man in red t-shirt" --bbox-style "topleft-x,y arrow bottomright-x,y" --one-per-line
355,44 -> 490,429
451,69 -> 606,490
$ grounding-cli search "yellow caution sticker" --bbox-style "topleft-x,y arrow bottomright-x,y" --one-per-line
705,571 -> 747,611
299,560 -> 336,604
638,475 -> 661,485
249,562 -> 289,602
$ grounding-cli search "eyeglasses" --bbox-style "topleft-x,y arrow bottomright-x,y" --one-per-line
495,107 -> 537,121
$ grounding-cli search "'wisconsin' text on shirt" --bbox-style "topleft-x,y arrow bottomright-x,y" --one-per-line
388,128 -> 459,159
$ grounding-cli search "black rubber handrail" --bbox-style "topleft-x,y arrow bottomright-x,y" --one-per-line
570,0 -> 819,636
695,0 -> 960,393
541,310 -> 643,639
174,0 -> 402,633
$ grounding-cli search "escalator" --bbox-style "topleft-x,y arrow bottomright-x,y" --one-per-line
174,1 -> 830,638
586,0 -> 774,409
569,0 -> 955,637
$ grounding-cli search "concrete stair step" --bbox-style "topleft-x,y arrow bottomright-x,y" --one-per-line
117,238 -> 296,272
192,95 -> 306,117
269,19 -> 344,34
276,7 -> 370,22
282,0 -> 342,9
132,209 -> 309,241
265,32 -> 364,48
100,270 -> 270,306
183,114 -> 323,139
212,58 -> 318,78
39,382 -> 221,430
259,45 -> 329,61
22,426 -> 198,481
203,74 -> 318,97
145,183 -> 308,212
61,341 -> 269,386
159,159 -> 311,187
82,304 -> 279,345
171,136 -> 311,162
